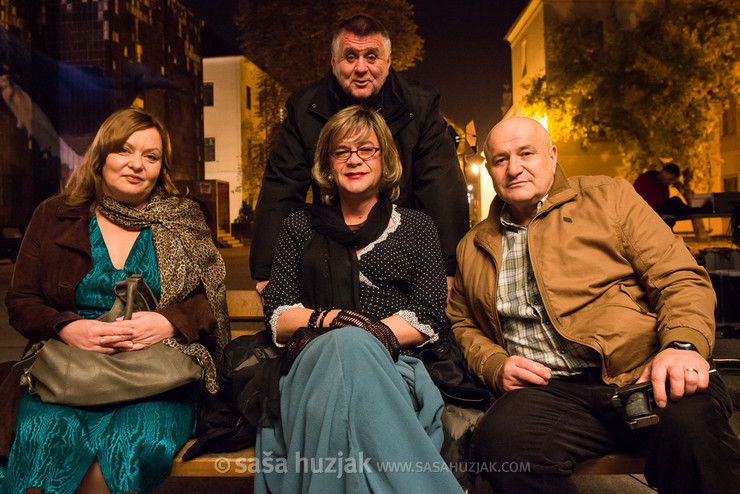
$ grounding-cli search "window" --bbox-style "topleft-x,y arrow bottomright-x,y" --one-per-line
722,98 -> 738,137
724,175 -> 738,193
521,39 -> 527,78
203,82 -> 214,107
204,137 -> 216,162
246,85 -> 252,110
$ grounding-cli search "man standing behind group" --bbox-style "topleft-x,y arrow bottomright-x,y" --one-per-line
448,116 -> 740,493
250,14 -> 468,294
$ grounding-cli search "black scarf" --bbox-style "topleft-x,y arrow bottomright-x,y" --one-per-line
300,195 -> 392,310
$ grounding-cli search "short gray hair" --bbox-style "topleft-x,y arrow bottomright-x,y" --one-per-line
331,14 -> 391,60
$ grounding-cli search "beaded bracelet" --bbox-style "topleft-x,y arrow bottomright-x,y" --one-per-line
317,309 -> 331,328
307,308 -> 323,329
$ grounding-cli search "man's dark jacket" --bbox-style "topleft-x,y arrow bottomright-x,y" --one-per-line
250,69 -> 469,279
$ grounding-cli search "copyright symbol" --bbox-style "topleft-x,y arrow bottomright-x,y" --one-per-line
214,457 -> 230,474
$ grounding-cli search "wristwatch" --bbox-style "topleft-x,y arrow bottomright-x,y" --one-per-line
667,341 -> 697,352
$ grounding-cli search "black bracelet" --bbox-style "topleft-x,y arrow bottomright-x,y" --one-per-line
317,309 -> 331,328
307,308 -> 322,329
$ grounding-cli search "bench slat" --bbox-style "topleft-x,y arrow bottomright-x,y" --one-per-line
226,290 -> 263,321
171,439 -> 256,477
573,453 -> 645,475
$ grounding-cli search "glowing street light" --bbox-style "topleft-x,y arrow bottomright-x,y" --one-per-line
537,114 -> 548,130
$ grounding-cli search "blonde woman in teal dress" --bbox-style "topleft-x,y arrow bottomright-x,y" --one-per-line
3,107 -> 229,494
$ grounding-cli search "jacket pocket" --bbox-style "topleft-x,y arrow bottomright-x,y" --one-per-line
609,282 -> 653,315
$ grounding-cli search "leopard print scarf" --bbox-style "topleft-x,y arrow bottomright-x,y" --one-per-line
97,188 -> 229,394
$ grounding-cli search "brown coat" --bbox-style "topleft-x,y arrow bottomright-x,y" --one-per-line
447,166 -> 716,392
2,194 -> 219,456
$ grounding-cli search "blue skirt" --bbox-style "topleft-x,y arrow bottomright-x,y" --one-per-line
255,327 -> 464,493
1,384 -> 196,494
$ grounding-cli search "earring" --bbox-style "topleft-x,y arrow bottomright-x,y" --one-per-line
328,173 -> 333,181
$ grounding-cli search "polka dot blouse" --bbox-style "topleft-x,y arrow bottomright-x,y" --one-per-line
262,205 -> 449,346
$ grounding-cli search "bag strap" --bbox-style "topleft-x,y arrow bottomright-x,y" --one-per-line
13,341 -> 45,370
98,274 -> 158,322
122,275 -> 138,320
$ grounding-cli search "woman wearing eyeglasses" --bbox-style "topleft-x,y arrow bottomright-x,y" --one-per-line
256,105 -> 463,493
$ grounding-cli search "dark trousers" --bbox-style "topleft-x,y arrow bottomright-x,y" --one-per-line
472,372 -> 740,493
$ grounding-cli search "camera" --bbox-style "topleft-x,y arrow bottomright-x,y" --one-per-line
611,369 -> 716,429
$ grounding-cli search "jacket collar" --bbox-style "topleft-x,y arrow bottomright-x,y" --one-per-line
308,68 -> 412,135
473,164 -> 577,255
53,197 -> 93,254
541,164 -> 577,211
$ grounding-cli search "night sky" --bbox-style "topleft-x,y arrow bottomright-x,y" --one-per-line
181,0 -> 531,137
405,0 -> 530,136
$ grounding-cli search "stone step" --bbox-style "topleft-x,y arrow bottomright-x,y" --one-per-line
216,232 -> 244,248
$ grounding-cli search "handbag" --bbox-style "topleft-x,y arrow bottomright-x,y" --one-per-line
182,330 -> 281,460
410,334 -> 494,411
14,275 -> 203,406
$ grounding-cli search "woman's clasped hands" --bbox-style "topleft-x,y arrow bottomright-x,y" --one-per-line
59,312 -> 176,353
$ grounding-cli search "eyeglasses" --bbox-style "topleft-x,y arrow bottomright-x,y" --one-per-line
331,146 -> 380,162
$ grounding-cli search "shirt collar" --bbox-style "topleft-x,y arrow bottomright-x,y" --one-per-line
500,195 -> 549,229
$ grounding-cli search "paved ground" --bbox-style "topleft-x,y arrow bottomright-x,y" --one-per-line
3,246 -> 739,492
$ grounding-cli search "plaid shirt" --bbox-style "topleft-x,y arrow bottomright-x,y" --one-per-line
497,202 -> 600,377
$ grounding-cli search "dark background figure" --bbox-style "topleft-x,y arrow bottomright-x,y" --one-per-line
633,162 -> 704,226
249,14 -> 469,298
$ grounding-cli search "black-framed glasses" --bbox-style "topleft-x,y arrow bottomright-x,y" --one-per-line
331,146 -> 380,162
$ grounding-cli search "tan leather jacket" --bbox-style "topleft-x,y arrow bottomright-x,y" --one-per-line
447,166 -> 716,392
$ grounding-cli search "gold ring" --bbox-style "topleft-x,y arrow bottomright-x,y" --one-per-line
685,367 -> 699,374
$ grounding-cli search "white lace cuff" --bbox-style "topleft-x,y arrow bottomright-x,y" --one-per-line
395,309 -> 439,346
269,303 -> 304,347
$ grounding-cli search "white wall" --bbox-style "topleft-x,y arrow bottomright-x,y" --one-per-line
204,56 -> 244,224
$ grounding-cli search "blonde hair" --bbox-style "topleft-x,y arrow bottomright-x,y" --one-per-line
312,105 -> 401,204
64,107 -> 179,206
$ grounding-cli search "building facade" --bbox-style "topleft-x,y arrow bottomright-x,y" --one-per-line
0,0 -> 204,226
721,97 -> 740,193
203,55 -> 273,224
504,0 -> 737,191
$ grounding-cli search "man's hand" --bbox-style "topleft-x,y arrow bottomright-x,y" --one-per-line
255,280 -> 269,294
256,280 -> 269,305
638,348 -> 710,408
497,355 -> 552,392
446,276 -> 454,304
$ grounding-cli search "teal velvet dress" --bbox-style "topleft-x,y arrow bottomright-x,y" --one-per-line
2,216 -> 196,494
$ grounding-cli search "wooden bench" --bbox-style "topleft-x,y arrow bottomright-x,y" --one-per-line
170,289 -> 649,480
573,453 -> 645,475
